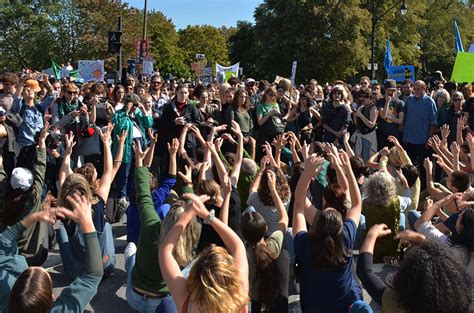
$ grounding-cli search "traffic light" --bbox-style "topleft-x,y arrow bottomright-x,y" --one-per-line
108,31 -> 122,54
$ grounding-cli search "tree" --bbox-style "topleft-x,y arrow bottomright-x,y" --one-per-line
248,0 -> 371,83
178,25 -> 230,76
143,10 -> 190,79
0,0 -> 59,70
229,21 -> 258,78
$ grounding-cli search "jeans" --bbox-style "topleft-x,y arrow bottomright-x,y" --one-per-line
349,300 -> 374,313
360,137 -> 371,163
408,210 -> 422,230
57,222 -> 116,280
125,251 -> 177,313
115,160 -> 133,199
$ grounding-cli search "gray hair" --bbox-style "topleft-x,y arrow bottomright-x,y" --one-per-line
364,172 -> 397,207
433,89 -> 450,105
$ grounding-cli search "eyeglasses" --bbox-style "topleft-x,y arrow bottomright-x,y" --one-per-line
152,81 -> 162,85
454,98 -> 462,102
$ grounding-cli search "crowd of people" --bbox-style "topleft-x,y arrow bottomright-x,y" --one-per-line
0,69 -> 474,313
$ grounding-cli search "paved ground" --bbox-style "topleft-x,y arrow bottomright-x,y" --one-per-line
46,219 -> 391,312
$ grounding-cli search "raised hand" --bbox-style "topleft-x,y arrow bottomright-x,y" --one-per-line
451,141 -> 460,155
423,157 -> 433,173
133,141 -> 150,167
57,193 -> 93,227
178,165 -> 193,185
183,193 -> 210,219
266,170 -> 276,192
303,154 -> 326,176
98,123 -> 114,143
387,135 -> 402,149
167,138 -> 179,155
64,131 -> 76,153
440,124 -> 450,142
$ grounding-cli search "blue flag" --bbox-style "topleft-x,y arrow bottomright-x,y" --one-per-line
454,20 -> 464,53
384,39 -> 393,72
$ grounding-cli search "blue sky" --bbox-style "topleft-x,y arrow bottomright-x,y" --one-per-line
125,0 -> 263,30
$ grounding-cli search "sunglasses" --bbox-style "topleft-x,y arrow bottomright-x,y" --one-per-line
152,81 -> 162,84
454,98 -> 462,101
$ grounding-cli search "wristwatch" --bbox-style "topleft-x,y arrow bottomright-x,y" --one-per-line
204,209 -> 216,225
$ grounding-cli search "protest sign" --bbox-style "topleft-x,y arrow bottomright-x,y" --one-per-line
451,52 -> 474,83
216,62 -> 239,83
143,60 -> 154,77
78,60 -> 104,82
387,65 -> 415,83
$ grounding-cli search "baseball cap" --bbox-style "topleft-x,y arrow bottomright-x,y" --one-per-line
245,78 -> 256,85
11,167 -> 34,191
24,80 -> 41,92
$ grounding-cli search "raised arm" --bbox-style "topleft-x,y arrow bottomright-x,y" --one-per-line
293,155 -> 324,236
185,193 -> 249,298
341,149 -> 362,226
357,224 -> 392,305
95,124 -> 114,202
158,205 -> 196,311
414,195 -> 455,230
229,121 -> 244,186
143,131 -> 158,168
59,131 -> 76,192
112,130 -> 128,178
267,170 -> 288,234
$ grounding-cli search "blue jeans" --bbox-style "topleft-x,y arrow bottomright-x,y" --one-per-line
125,251 -> 177,313
360,137 -> 372,163
408,210 -> 422,230
115,160 -> 133,199
349,301 -> 374,313
57,222 -> 116,280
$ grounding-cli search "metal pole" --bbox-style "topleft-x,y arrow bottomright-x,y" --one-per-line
370,0 -> 376,81
143,0 -> 148,40
117,16 -> 122,81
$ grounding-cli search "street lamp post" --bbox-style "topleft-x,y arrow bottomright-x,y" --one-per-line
370,0 -> 408,81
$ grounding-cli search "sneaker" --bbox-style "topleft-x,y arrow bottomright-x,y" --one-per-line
117,197 -> 130,213
385,272 -> 396,288
124,242 -> 137,265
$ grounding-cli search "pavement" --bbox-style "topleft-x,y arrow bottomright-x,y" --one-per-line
46,219 -> 392,313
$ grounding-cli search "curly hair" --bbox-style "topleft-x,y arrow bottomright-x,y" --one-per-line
393,241 -> 471,313
158,202 -> 201,267
257,166 -> 290,206
73,163 -> 98,193
186,245 -> 248,313
364,173 -> 397,207
450,207 -> 474,252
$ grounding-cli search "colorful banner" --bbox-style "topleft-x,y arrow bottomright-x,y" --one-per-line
451,52 -> 474,83
78,60 -> 104,82
387,65 -> 415,83
216,62 -> 239,83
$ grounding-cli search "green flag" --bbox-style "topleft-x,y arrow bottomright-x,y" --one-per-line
52,60 -> 61,79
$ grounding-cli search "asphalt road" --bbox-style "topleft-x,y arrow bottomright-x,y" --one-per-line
46,219 -> 389,313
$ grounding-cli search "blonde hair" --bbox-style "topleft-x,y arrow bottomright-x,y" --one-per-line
186,245 -> 248,313
219,83 -> 231,103
59,173 -> 97,210
388,147 -> 403,168
159,203 -> 201,267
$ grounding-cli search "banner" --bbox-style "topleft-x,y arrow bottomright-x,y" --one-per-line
384,39 -> 393,72
454,20 -> 464,53
451,52 -> 474,83
290,61 -> 297,87
216,62 -> 239,83
387,66 -> 415,83
143,60 -> 154,77
78,60 -> 104,82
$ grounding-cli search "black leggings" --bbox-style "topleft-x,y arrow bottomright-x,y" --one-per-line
251,295 -> 288,313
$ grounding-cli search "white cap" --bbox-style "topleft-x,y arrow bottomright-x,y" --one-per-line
245,78 -> 256,85
11,167 -> 34,191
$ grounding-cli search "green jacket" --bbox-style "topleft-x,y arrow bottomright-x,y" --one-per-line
131,166 -> 168,294
0,222 -> 103,312
112,109 -> 153,164
0,147 -> 47,265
